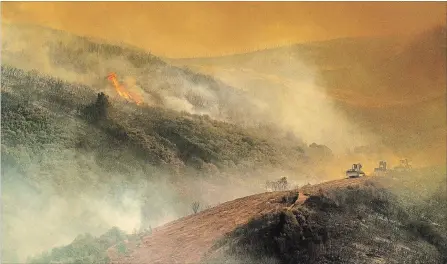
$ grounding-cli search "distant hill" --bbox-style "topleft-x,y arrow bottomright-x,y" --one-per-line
171,26 -> 447,165
172,26 -> 445,99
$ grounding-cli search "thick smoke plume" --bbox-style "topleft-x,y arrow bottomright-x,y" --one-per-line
0,21 -> 385,262
188,61 -> 374,153
1,21 -> 374,153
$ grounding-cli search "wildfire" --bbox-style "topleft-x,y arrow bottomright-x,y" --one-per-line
107,73 -> 143,105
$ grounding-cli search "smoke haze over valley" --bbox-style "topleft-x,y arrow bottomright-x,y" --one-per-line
0,3 -> 446,263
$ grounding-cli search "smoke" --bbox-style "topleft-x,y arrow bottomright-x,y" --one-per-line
1,22 -> 375,155
1,146 -> 183,261
0,21 -> 396,262
0,22 -> 315,142
172,55 -> 378,154
1,22 -> 96,85
1,151 -> 297,262
2,179 -> 140,261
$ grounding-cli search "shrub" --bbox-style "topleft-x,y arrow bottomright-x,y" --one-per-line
266,177 -> 289,191
192,201 -> 201,214
27,227 -> 128,264
407,220 -> 446,250
82,92 -> 111,123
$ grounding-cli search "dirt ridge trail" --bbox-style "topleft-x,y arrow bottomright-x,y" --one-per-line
109,176 -> 371,264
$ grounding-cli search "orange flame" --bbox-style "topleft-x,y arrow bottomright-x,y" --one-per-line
107,73 -> 143,105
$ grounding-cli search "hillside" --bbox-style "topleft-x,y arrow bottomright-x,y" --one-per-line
1,65 -> 319,179
171,26 -> 447,165
1,22 -> 277,127
2,63 -> 334,262
1,21 -> 376,155
96,168 -> 444,264
2,21 -> 445,263
25,169 -> 447,264
172,26 -> 445,100
1,24 -> 335,260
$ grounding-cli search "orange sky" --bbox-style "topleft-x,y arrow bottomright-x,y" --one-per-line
1,2 -> 446,58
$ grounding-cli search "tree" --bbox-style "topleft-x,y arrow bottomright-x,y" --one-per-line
82,92 -> 111,123
192,201 -> 200,214
266,177 -> 289,191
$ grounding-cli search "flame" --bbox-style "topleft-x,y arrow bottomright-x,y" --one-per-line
107,73 -> 143,105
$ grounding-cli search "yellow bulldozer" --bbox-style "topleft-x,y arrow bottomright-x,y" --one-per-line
373,161 -> 388,176
346,163 -> 366,178
392,159 -> 412,173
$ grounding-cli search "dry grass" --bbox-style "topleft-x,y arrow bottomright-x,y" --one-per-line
109,177 -> 371,264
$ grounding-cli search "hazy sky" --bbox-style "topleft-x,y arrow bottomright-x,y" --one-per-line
2,2 -> 445,58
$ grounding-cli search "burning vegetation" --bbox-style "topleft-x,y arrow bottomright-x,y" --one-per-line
107,73 -> 143,105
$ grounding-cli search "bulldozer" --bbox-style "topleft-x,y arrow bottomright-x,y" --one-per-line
392,159 -> 412,173
373,161 -> 388,176
346,163 -> 366,178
